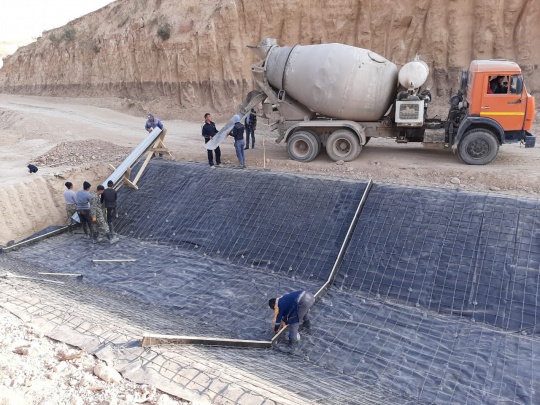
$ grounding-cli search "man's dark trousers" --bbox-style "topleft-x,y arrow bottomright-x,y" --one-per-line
205,138 -> 221,166
77,209 -> 95,238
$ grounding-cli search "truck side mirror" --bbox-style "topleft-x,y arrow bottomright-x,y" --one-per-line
460,69 -> 468,92
516,77 -> 524,94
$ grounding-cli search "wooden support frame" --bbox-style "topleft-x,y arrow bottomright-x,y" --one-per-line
129,129 -> 172,189
108,129 -> 173,191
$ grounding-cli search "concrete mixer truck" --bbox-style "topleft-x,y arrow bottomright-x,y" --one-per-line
210,38 -> 536,165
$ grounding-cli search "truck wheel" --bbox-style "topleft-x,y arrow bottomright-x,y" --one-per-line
457,129 -> 499,165
287,131 -> 320,162
326,129 -> 360,162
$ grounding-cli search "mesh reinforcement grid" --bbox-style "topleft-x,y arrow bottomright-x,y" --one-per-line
115,161 -> 366,284
7,162 -> 366,342
296,184 -> 540,404
3,163 -> 540,404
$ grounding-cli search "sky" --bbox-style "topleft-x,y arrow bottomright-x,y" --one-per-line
0,0 -> 114,43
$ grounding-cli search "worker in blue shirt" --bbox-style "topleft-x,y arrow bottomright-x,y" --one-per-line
75,181 -> 96,242
227,114 -> 246,168
145,113 -> 165,158
145,113 -> 164,132
269,290 -> 315,351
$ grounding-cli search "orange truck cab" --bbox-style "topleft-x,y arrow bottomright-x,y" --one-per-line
448,60 -> 536,164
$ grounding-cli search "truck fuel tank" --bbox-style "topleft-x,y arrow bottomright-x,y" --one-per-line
264,41 -> 399,121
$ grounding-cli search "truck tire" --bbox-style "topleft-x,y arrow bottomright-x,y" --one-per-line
326,129 -> 361,162
287,131 -> 320,162
457,128 -> 499,165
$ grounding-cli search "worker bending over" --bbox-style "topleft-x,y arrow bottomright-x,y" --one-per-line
269,290 -> 315,351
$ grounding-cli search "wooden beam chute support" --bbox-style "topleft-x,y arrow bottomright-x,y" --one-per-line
130,128 -> 173,189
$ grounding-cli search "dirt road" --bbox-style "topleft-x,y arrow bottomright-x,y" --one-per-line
1,93 -> 539,197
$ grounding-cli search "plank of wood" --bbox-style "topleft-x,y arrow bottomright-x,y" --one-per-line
123,177 -> 139,190
92,259 -> 136,262
131,150 -> 154,186
141,334 -> 272,349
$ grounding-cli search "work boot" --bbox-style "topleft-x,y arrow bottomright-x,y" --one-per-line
67,224 -> 73,234
302,320 -> 311,330
244,146 -> 249,150
110,236 -> 119,244
279,339 -> 299,354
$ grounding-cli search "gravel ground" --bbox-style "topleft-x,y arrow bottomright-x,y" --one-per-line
0,306 -> 186,405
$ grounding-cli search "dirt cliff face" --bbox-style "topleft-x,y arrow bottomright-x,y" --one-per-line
0,0 -> 538,116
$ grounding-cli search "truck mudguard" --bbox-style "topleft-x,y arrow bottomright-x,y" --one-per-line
454,116 -> 505,146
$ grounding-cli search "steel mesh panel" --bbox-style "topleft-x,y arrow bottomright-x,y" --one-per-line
3,164 -> 540,404
339,184 -> 540,331
0,256 -> 411,405
115,162 -> 365,283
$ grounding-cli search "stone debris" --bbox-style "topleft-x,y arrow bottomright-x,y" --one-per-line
450,177 -> 461,184
57,349 -> 83,361
0,308 -> 186,405
13,345 -> 31,356
33,140 -> 131,168
70,395 -> 84,405
93,363 -> 122,383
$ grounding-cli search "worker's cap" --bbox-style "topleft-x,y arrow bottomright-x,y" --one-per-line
147,113 -> 154,119
83,181 -> 91,190
107,180 -> 114,187
232,114 -> 241,123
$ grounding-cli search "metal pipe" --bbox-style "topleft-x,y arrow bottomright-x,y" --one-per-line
314,178 -> 373,300
271,179 -> 373,344
142,180 -> 374,349
92,259 -> 137,263
1,226 -> 69,253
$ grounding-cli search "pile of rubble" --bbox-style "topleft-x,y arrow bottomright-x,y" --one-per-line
34,140 -> 132,168
0,307 -> 185,405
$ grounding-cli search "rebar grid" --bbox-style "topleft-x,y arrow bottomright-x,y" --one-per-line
0,257 -> 407,404
299,184 -> 540,404
114,162 -> 365,284
2,162 -> 540,404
